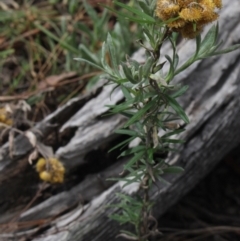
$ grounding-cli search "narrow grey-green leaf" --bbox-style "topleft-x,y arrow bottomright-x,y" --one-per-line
138,0 -> 152,16
163,166 -> 184,173
120,146 -> 146,157
198,25 -> 216,57
77,22 -> 93,39
107,98 -> 135,113
195,34 -> 201,57
153,61 -> 166,73
109,214 -> 130,224
114,1 -> 156,23
107,33 -> 119,74
208,44 -> 240,57
121,85 -> 132,100
124,101 -> 153,127
124,151 -> 145,169
121,62 -> 137,84
102,5 -> 155,24
161,138 -> 184,144
74,57 -> 104,71
95,9 -> 109,32
165,54 -> 174,82
83,0 -> 98,22
117,193 -> 142,204
115,129 -> 138,136
142,27 -> 155,47
79,44 -> 100,64
101,41 -> 113,74
164,95 -> 189,123
143,57 -> 154,77
171,85 -> 189,98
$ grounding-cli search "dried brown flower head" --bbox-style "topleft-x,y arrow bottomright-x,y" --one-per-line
156,0 -> 222,38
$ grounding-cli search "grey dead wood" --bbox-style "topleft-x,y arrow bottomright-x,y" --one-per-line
0,0 -> 240,240
0,79 -> 126,224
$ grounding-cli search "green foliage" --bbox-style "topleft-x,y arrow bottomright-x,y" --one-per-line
174,24 -> 240,77
0,0 -> 139,99
76,0 -> 240,240
103,1 -> 156,24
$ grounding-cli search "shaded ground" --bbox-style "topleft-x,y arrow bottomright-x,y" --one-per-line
158,145 -> 240,241
0,0 -> 136,122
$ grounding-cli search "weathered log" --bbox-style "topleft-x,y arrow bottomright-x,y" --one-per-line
0,79 -> 126,223
0,0 -> 240,240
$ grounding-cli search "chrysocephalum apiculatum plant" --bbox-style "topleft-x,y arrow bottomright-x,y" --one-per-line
76,0 -> 240,240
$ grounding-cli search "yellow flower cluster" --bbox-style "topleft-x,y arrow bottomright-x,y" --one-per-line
156,0 -> 222,38
0,107 -> 12,126
36,157 -> 65,183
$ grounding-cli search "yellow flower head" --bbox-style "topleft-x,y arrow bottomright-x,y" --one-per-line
200,5 -> 219,24
156,0 -> 222,38
0,107 -> 12,126
40,171 -> 52,182
178,0 -> 195,8
179,5 -> 203,21
36,158 -> 46,172
36,157 -> 65,183
200,0 -> 216,10
156,0 -> 180,20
